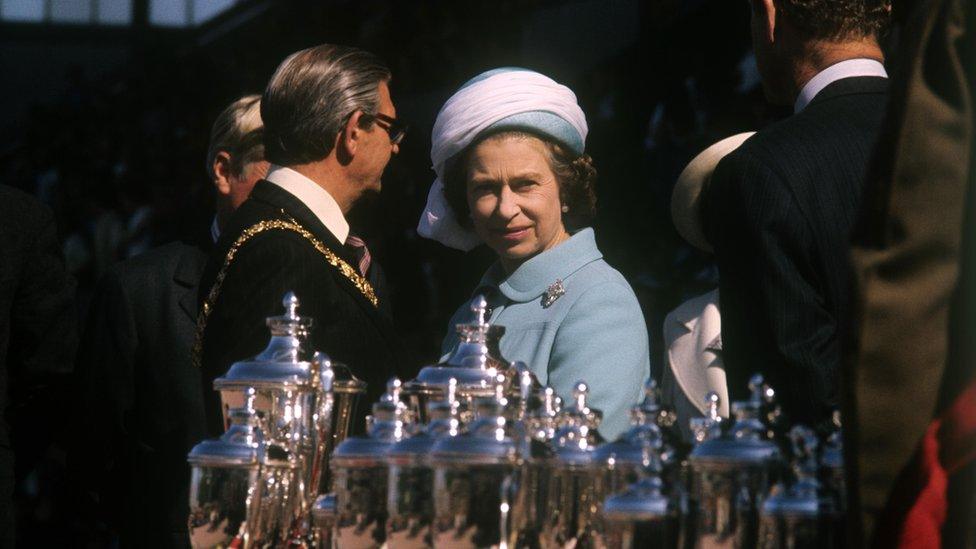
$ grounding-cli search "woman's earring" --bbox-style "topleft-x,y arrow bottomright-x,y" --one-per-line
561,205 -> 569,213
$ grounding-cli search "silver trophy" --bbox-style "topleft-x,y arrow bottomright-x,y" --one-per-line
215,294 -> 366,524
190,292 -> 367,547
187,389 -> 296,548
590,379 -> 685,547
758,425 -> 844,548
404,296 -> 541,425
385,377 -> 464,549
428,374 -> 519,548
601,450 -> 682,549
688,374 -> 782,549
541,381 -> 603,548
330,378 -> 411,549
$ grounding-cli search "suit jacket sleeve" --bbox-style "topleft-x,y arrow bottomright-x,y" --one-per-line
71,267 -> 137,527
704,152 -> 838,423
7,203 -> 77,474
549,281 -> 650,440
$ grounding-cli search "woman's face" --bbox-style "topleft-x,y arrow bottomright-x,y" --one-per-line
465,134 -> 570,272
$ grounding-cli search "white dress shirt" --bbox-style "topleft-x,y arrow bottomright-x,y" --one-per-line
265,165 -> 350,244
794,58 -> 888,113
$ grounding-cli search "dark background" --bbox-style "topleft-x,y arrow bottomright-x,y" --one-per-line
0,0 -> 776,544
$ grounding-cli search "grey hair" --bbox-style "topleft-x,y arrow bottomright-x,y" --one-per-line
261,44 -> 391,166
206,94 -> 264,180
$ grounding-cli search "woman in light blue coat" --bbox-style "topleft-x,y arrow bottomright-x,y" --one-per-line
417,68 -> 650,440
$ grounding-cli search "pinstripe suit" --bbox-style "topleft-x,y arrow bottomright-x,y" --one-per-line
702,76 -> 888,425
197,181 -> 413,438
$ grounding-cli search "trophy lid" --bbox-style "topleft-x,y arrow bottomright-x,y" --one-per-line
526,386 -> 562,441
407,295 -> 508,395
762,425 -> 837,517
602,476 -> 674,521
552,381 -> 601,469
630,378 -> 666,425
332,379 -> 409,467
594,380 -> 673,468
690,391 -> 725,445
690,375 -> 780,467
213,292 -> 365,393
429,374 -> 517,466
387,378 -> 463,464
188,388 -> 265,467
602,453 -> 673,521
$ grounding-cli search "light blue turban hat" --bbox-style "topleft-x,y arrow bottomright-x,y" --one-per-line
418,67 -> 589,251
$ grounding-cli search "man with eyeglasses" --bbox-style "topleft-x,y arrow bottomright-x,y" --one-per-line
195,44 -> 414,438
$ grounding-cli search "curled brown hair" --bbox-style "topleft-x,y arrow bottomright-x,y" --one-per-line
776,0 -> 890,41
442,131 -> 597,231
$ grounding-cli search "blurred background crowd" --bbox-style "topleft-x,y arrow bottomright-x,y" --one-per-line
0,0 -> 897,544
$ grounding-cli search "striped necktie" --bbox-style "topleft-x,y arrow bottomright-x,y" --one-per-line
345,234 -> 371,277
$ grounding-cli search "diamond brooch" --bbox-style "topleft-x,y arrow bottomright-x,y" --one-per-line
541,279 -> 566,308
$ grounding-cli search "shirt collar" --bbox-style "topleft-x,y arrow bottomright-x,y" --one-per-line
265,165 -> 350,243
794,58 -> 888,113
211,216 -> 220,243
479,228 -> 603,302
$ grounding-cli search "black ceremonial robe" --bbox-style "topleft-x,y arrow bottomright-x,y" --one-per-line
196,180 -> 413,438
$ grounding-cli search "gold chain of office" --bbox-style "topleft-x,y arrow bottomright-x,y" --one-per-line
191,217 -> 378,369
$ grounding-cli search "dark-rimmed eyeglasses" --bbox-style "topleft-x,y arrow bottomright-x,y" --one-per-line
363,113 -> 408,145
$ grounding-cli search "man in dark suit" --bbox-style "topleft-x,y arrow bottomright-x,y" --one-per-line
73,95 -> 267,547
197,44 -> 413,439
0,184 -> 77,549
701,0 -> 891,425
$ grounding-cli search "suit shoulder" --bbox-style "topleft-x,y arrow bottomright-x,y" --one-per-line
110,242 -> 200,279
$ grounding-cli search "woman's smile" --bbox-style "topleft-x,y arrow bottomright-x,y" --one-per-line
493,225 -> 533,241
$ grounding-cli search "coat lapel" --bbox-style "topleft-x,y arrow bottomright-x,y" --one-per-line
175,245 -> 208,322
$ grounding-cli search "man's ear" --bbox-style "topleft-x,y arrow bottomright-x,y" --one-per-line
339,110 -> 366,160
212,151 -> 233,196
755,0 -> 776,44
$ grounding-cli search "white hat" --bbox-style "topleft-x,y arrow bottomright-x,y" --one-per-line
671,132 -> 755,253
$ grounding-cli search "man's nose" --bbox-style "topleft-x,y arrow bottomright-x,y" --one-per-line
391,142 -> 400,155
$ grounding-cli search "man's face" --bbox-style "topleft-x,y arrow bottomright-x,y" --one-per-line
356,81 -> 399,194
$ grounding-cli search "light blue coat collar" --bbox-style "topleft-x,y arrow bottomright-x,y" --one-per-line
479,228 -> 603,302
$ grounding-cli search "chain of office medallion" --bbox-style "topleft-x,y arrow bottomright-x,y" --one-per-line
191,218 -> 378,368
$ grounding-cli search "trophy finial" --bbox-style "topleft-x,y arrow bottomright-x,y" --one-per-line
747,374 -> 765,403
313,352 -> 334,392
789,425 -> 819,478
542,387 -> 559,416
643,378 -> 659,402
446,377 -> 458,404
573,380 -> 589,410
704,391 -> 721,422
386,378 -> 403,402
282,291 -> 299,319
243,386 -> 257,412
470,294 -> 489,325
